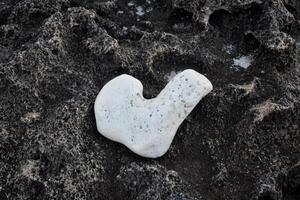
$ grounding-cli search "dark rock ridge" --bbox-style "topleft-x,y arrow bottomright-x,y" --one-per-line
0,0 -> 299,199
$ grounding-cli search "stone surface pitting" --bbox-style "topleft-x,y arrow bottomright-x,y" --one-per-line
94,69 -> 213,158
1,0 -> 300,199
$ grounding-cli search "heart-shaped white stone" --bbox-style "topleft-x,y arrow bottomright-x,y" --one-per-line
94,69 -> 213,158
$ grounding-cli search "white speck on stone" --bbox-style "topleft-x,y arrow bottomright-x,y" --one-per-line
250,100 -> 288,122
231,80 -> 256,96
223,44 -> 235,54
128,2 -> 134,6
20,112 -> 41,123
94,69 -> 213,158
146,7 -> 153,13
21,160 -> 41,181
233,55 -> 253,69
172,23 -> 185,30
136,6 -> 145,16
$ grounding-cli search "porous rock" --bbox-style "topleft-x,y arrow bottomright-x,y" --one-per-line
0,0 -> 300,199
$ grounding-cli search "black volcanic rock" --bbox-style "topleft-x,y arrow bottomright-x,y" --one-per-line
0,0 -> 299,199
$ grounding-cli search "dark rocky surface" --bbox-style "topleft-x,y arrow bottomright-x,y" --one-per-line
0,0 -> 300,199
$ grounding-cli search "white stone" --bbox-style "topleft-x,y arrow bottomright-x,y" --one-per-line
94,69 -> 213,158
233,55 -> 253,69
223,44 -> 235,54
127,2 -> 134,6
136,6 -> 145,16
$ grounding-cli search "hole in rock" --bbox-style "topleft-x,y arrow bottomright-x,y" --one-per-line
69,0 -> 83,7
167,8 -> 194,32
28,11 -> 49,26
258,195 -> 275,200
282,164 -> 300,196
168,8 -> 193,25
40,84 -> 73,107
243,33 -> 260,51
51,49 -> 59,55
152,52 -> 206,75
150,49 -> 245,87
209,3 -> 263,41
248,2 -> 263,18
284,3 -> 297,18
0,8 -> 10,26
209,9 -> 232,28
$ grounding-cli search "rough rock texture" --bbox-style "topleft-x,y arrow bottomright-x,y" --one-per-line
0,0 -> 299,199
